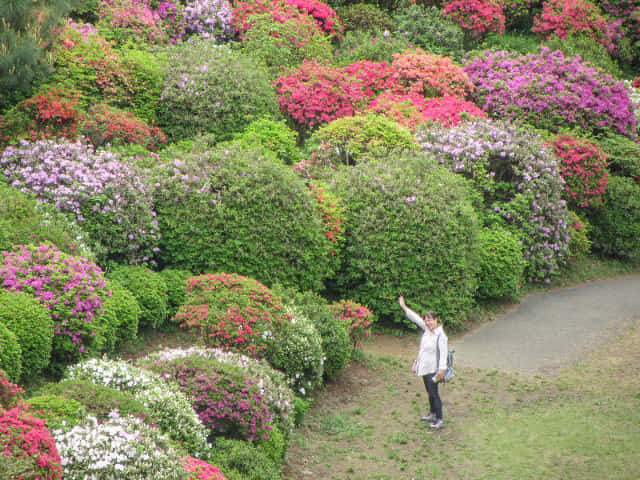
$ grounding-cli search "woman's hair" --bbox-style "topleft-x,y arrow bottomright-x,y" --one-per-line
423,310 -> 437,321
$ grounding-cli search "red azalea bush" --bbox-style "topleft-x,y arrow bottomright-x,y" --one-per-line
81,103 -> 167,150
181,456 -> 228,480
174,273 -> 291,356
307,181 -> 345,263
341,60 -> 400,98
443,0 -> 506,40
0,404 -> 63,480
275,60 -> 366,135
0,243 -> 108,371
421,95 -> 487,127
97,0 -> 167,45
391,49 -> 474,99
329,300 -> 374,348
532,0 -> 619,52
549,134 -> 609,208
0,370 -> 23,409
283,0 -> 343,37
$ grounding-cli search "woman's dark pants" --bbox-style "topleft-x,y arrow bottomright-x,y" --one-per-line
423,373 -> 443,420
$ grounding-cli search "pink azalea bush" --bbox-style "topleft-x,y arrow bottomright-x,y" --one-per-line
97,0 -> 168,44
0,139 -> 160,265
0,243 -> 108,369
0,403 -> 63,480
464,47 -> 637,137
341,60 -> 400,98
420,95 -> 487,127
443,0 -> 506,40
329,300 -> 375,348
0,370 -> 23,409
181,456 -> 228,480
549,134 -> 609,208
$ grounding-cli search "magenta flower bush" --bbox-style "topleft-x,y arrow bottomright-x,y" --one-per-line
418,119 -> 571,282
0,243 -> 108,370
183,0 -> 233,40
0,139 -> 160,265
463,47 -> 637,137
97,0 -> 167,44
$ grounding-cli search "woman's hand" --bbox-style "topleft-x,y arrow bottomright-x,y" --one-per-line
435,370 -> 445,382
398,296 -> 405,307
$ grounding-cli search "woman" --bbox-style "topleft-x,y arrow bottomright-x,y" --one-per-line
398,296 -> 448,429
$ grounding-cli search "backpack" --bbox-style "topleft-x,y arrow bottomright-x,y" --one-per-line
436,333 -> 456,382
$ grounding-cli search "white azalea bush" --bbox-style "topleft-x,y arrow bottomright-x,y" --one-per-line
52,411 -> 189,480
138,347 -> 295,433
65,358 -> 210,457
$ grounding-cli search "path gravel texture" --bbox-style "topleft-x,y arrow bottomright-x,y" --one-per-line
453,274 -> 640,376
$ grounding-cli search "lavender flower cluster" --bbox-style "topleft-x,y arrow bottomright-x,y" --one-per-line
0,139 -> 160,265
183,0 -> 233,40
464,47 -> 637,137
419,119 -> 572,282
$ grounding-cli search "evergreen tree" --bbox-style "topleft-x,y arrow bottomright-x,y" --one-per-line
0,0 -> 71,112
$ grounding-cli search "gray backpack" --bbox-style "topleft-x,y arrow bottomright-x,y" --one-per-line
437,333 -> 456,382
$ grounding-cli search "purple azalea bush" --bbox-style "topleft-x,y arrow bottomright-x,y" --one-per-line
182,0 -> 233,40
0,243 -> 108,369
418,119 -> 571,282
0,139 -> 160,265
463,47 -> 637,137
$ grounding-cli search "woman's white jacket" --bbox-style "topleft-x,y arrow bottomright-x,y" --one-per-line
402,306 -> 448,376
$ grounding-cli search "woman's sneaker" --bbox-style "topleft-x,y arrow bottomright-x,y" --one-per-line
421,413 -> 437,422
429,419 -> 444,429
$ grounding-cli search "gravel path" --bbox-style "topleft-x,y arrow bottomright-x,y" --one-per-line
453,274 -> 640,376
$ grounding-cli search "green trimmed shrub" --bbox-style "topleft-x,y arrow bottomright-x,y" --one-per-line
240,14 -> 332,78
308,113 -> 417,165
159,268 -> 192,319
589,176 -> 640,260
153,143 -> 333,291
393,4 -> 465,61
477,32 -> 540,55
33,380 -> 150,426
544,33 -> 623,78
24,394 -> 87,429
332,30 -> 412,65
0,290 -> 53,378
95,279 -> 141,352
158,40 -> 279,141
338,3 -> 394,33
594,133 -> 640,182
270,284 -> 351,381
329,152 -> 480,329
208,437 -> 280,480
475,226 -> 524,300
233,118 -> 301,165
106,265 -> 168,330
0,323 -> 21,382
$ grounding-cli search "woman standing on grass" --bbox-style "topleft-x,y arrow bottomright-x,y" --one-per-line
398,296 -> 448,429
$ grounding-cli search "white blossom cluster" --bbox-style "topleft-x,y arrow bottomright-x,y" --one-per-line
52,411 -> 188,480
65,358 -> 210,456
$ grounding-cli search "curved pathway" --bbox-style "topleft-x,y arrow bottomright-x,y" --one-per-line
453,273 -> 640,376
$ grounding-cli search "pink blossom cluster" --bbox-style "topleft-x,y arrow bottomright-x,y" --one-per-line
0,243 -> 107,363
0,371 -> 23,409
443,0 -> 506,39
329,299 -> 374,348
181,456 -> 228,480
98,0 -> 167,44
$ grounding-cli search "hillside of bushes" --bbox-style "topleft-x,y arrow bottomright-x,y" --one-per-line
1,0 -> 640,478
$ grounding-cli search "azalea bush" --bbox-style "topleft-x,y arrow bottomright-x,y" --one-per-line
65,358 -> 210,457
181,456 -> 228,480
0,290 -> 53,379
464,47 -> 637,137
391,48 -> 474,98
96,279 -> 141,351
475,226 -> 524,299
0,403 -> 63,480
332,30 -> 412,65
233,118 -> 300,164
338,3 -> 394,33
306,181 -> 345,265
52,412 -> 189,480
183,0 -> 233,40
329,153 -> 479,328
0,323 -> 21,382
342,60 -> 400,98
158,40 -> 278,141
153,144 -> 332,290
549,133 -> 609,209
0,370 -> 23,409
418,119 -> 572,282
81,103 -> 167,150
159,268 -> 193,318
0,243 -> 107,371
420,95 -> 487,127
97,0 -> 167,45
329,299 -> 375,348
0,139 -> 161,265
443,0 -> 506,41
363,91 -> 431,130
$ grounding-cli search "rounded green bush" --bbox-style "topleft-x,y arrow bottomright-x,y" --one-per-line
338,3 -> 394,33
271,284 -> 351,381
96,279 -> 141,352
159,268 -> 192,319
589,176 -> 640,260
233,118 -> 300,165
106,265 -> 168,330
308,113 -> 417,166
208,437 -> 280,480
333,30 -> 412,65
0,322 -> 22,382
25,394 -> 87,429
154,143 -> 333,291
0,290 -> 53,378
158,40 -> 279,141
34,380 -> 151,426
329,152 -> 480,330
476,226 -> 524,300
